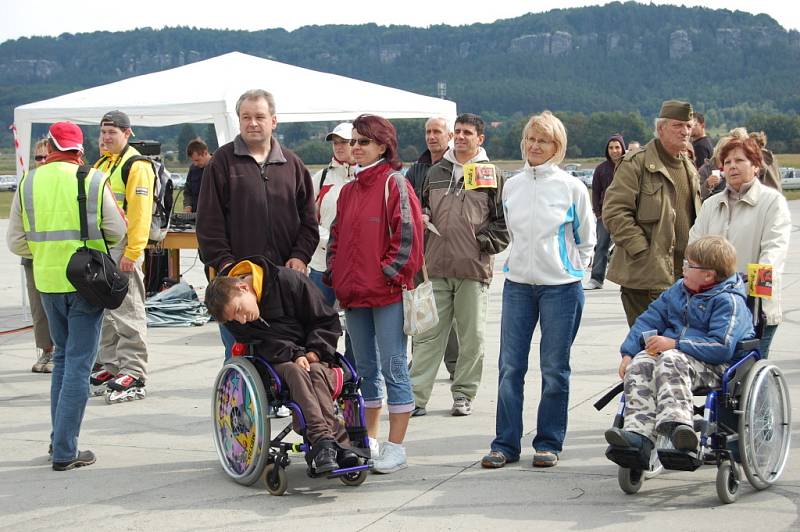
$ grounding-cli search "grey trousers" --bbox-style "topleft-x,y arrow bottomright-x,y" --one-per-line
97,262 -> 149,380
23,261 -> 53,350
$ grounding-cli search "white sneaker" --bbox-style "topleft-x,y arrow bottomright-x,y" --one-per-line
368,437 -> 380,460
372,441 -> 407,474
270,405 -> 291,418
582,279 -> 603,290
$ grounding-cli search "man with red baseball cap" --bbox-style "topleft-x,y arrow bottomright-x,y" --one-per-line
6,122 -> 126,470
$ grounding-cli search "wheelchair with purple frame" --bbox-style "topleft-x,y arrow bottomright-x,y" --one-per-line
211,342 -> 372,496
596,292 -> 791,504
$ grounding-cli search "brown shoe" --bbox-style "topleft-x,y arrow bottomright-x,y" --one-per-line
533,450 -> 558,467
481,451 -> 508,469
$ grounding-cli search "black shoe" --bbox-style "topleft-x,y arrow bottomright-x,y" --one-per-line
604,428 -> 653,470
411,405 -> 427,417
312,446 -> 338,474
670,424 -> 699,452
338,448 -> 360,468
53,450 -> 96,471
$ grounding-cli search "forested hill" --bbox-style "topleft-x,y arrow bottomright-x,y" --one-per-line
1,1 -> 799,139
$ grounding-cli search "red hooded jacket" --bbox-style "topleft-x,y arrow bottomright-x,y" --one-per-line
327,161 -> 423,308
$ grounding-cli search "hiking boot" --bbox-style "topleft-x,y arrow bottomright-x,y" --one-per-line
533,450 -> 559,467
481,450 -> 509,469
670,424 -> 699,452
32,348 -> 54,373
604,427 -> 654,470
411,405 -> 427,417
373,441 -> 407,474
450,396 -> 472,416
53,450 -> 96,471
338,447 -> 361,468
312,444 -> 338,474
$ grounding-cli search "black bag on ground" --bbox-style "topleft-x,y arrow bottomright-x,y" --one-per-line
66,165 -> 129,309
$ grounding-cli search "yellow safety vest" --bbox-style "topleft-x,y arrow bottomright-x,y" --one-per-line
94,144 -> 142,210
20,162 -> 108,293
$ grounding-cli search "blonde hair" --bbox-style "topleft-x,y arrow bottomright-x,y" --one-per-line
710,127 -> 749,166
34,138 -> 48,154
686,235 -> 737,281
520,111 -> 567,165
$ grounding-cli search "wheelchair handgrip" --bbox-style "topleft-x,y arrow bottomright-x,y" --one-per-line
594,382 -> 624,411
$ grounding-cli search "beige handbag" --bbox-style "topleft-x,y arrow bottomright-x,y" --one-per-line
384,174 -> 439,336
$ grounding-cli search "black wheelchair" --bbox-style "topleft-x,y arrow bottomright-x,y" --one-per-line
211,343 -> 372,496
596,296 -> 791,504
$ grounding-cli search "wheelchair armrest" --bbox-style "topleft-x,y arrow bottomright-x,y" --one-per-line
735,338 -> 760,353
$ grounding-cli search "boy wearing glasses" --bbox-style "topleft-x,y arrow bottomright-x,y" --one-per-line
605,235 -> 755,468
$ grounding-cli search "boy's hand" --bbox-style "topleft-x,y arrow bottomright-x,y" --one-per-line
305,352 -> 320,364
295,356 -> 310,372
619,355 -> 632,379
645,336 -> 676,355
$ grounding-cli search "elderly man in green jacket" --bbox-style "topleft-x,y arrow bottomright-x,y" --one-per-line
603,100 -> 702,326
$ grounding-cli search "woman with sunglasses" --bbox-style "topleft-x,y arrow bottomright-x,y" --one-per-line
23,139 -> 56,373
689,136 -> 791,357
326,114 -> 424,473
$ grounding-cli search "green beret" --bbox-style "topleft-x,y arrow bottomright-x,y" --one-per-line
658,100 -> 693,122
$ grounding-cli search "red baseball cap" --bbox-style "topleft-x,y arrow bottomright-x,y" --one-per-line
48,122 -> 84,153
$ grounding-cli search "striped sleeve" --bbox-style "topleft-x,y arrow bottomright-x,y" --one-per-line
382,173 -> 416,282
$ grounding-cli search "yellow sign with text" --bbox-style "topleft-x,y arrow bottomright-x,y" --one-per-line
463,163 -> 498,190
747,263 -> 773,299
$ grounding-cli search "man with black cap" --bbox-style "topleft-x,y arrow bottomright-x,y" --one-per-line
6,122 -> 126,469
603,100 -> 702,326
90,110 -> 155,403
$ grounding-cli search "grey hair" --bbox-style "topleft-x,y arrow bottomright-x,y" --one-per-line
654,117 -> 670,139
425,116 -> 452,133
235,89 -> 276,116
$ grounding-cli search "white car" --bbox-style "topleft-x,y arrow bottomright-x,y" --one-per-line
781,168 -> 800,190
0,174 -> 18,192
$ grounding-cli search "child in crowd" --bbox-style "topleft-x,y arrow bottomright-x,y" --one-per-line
605,235 -> 755,468
205,255 -> 359,474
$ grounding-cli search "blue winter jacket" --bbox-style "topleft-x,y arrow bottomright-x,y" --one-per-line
620,274 -> 755,365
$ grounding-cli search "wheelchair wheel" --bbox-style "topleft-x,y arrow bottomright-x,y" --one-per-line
263,463 -> 288,496
618,467 -> 643,494
716,462 -> 740,504
212,357 -> 271,486
339,469 -> 367,487
738,361 -> 791,490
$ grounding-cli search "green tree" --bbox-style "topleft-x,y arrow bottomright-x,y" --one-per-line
176,124 -> 197,163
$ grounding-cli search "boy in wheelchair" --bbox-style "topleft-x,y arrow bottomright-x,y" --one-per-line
605,235 -> 756,468
205,255 -> 360,475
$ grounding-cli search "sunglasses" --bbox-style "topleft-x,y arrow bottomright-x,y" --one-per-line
34,155 -> 47,162
349,138 -> 373,147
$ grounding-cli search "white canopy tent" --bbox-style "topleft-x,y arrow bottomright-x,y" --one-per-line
13,51 -> 457,175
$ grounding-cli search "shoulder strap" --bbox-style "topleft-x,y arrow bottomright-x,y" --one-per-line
121,155 -> 152,185
75,165 -> 91,242
318,167 -> 330,190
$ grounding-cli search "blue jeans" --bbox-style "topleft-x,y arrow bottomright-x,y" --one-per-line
759,324 -> 778,359
309,268 -> 355,365
345,302 -> 414,413
590,220 -> 612,284
220,323 -> 235,360
491,280 -> 584,460
40,292 -> 104,463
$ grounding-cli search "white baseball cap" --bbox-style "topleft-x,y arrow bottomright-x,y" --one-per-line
325,122 -> 353,141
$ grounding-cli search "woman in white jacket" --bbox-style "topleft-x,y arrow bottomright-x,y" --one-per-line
481,111 -> 595,469
689,136 -> 791,357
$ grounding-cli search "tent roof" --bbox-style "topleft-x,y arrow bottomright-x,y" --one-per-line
14,51 -> 456,126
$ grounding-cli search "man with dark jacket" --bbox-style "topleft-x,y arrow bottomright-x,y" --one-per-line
204,256 -> 357,473
603,100 -> 702,326
196,89 -> 319,364
691,112 -> 713,169
584,134 -> 626,290
410,113 -> 509,417
183,138 -> 212,213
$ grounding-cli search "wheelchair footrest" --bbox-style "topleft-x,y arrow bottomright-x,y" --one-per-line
657,449 -> 702,471
605,445 -> 648,471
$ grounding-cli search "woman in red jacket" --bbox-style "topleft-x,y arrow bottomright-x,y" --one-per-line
326,114 -> 424,474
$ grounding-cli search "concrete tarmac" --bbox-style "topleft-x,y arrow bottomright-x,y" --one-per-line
1,203 -> 798,531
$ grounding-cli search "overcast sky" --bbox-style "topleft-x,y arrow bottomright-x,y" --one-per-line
1,0 -> 798,44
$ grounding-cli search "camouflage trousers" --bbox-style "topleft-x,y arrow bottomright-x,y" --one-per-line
623,349 -> 727,441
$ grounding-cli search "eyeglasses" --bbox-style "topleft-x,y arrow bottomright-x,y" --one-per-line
526,137 -> 554,147
34,155 -> 47,162
349,138 -> 373,147
682,259 -> 709,271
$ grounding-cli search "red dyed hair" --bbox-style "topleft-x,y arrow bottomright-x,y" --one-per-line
352,114 -> 402,170
719,137 -> 763,169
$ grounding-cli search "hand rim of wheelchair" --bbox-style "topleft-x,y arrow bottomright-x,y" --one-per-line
211,357 -> 271,485
738,360 -> 791,490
